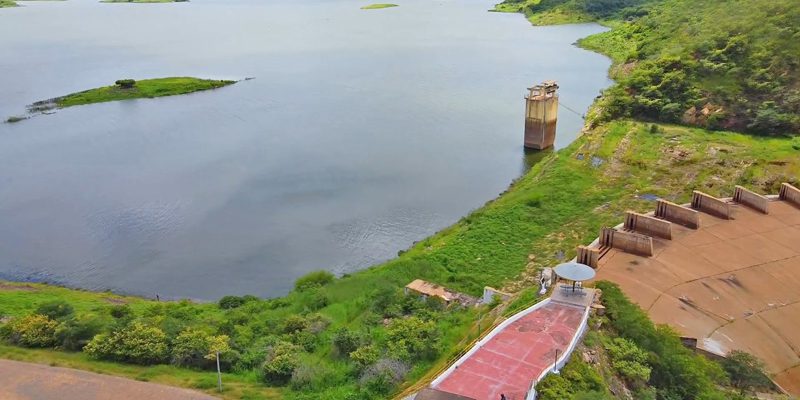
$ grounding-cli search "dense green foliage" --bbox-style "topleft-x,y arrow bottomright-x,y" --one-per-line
49,77 -> 234,108
536,356 -> 609,399
498,0 -> 800,135
0,0 -> 17,8
721,351 -> 773,394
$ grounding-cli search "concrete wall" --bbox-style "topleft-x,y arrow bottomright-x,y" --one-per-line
524,95 -> 558,150
691,191 -> 732,219
780,182 -> 800,207
600,227 -> 654,256
733,185 -> 770,214
624,211 -> 672,239
655,199 -> 700,229
576,245 -> 599,268
482,287 -> 512,304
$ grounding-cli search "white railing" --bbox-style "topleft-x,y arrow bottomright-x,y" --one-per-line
526,303 -> 592,399
430,297 -> 553,387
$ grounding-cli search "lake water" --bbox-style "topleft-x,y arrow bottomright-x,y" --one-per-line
0,0 -> 610,300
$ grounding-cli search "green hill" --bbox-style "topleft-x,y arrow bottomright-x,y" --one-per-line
497,0 -> 800,136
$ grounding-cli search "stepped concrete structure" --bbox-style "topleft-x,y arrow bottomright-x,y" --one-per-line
582,183 -> 800,395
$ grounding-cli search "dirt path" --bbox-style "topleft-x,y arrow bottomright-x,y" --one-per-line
0,359 -> 217,400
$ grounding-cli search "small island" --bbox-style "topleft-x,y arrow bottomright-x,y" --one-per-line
361,3 -> 397,10
27,77 -> 235,112
0,0 -> 18,8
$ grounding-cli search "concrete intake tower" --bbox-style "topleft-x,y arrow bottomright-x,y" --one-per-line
524,81 -> 559,150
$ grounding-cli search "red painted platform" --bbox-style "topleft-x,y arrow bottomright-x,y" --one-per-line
434,302 -> 584,400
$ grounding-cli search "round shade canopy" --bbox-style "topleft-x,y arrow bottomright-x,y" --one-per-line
554,262 -> 596,282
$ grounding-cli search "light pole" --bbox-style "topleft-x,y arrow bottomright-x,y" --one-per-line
216,350 -> 222,393
553,348 -> 560,374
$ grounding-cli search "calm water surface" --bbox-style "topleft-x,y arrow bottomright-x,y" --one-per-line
0,0 -> 610,299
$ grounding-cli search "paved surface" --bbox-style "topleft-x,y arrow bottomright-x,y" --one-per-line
594,200 -> 800,395
433,302 -> 584,400
0,359 -> 217,400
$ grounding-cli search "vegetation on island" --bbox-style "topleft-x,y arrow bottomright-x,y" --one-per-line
1,0 -> 799,399
39,78 -> 233,109
360,3 -> 397,10
0,0 -> 18,7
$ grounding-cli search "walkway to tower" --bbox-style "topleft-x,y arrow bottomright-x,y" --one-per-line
429,292 -> 593,400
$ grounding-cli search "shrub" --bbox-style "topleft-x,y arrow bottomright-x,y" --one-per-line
261,341 -> 302,385
605,337 -> 651,384
289,361 -> 335,391
294,270 -> 335,291
109,304 -> 133,320
282,315 -> 310,334
536,357 -> 606,400
84,322 -> 169,365
218,295 -> 247,309
55,314 -> 105,351
4,314 -> 58,347
721,350 -> 772,394
349,344 -> 380,370
385,316 -> 439,361
332,328 -> 362,357
115,79 -> 136,89
289,330 -> 319,352
171,327 -> 232,369
35,300 -> 74,320
358,358 -> 409,395
303,289 -> 329,311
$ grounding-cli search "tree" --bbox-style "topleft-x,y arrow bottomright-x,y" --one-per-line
721,351 -> 772,394
84,322 -> 168,365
